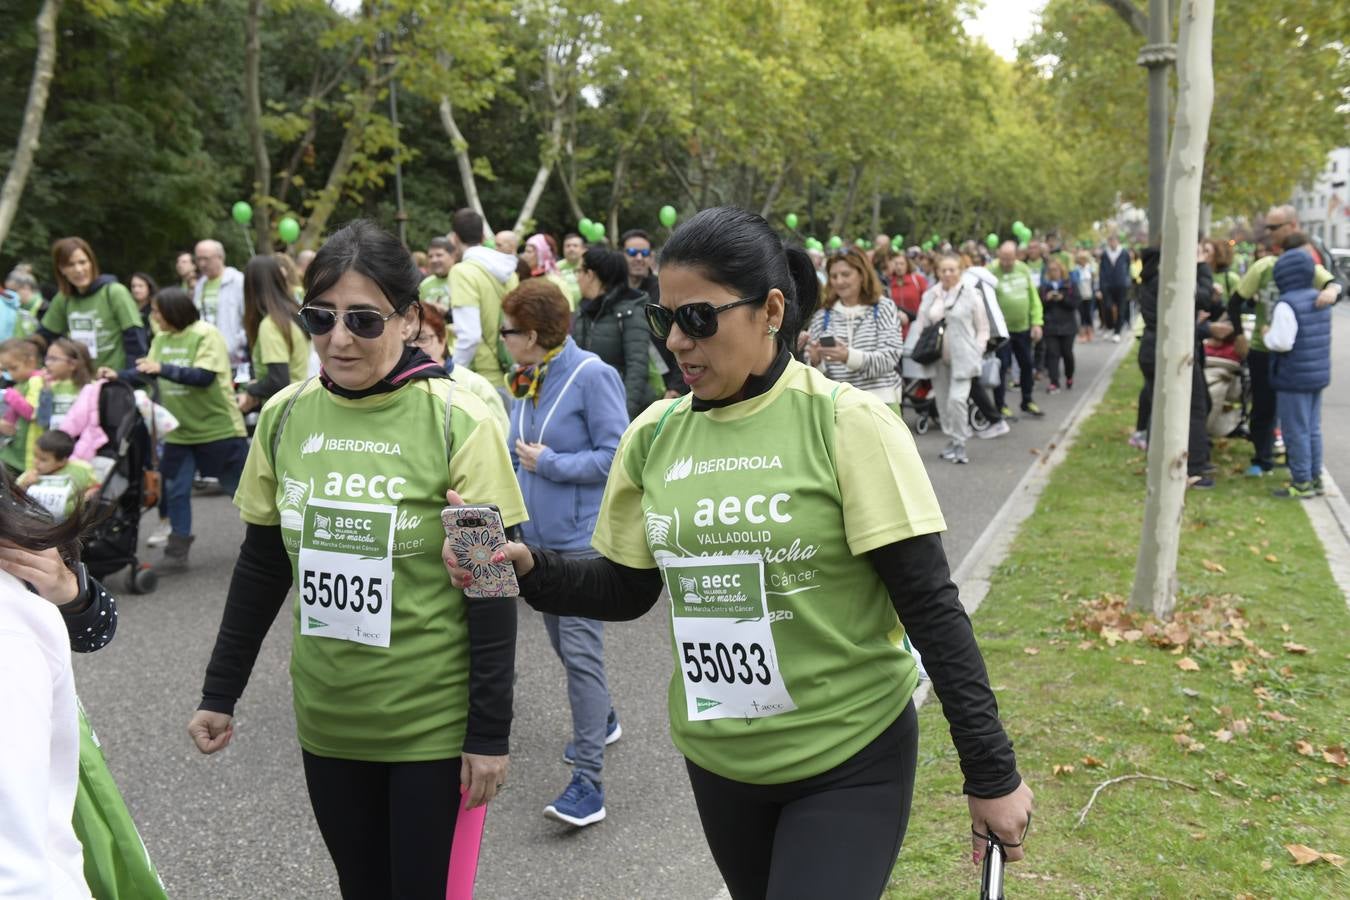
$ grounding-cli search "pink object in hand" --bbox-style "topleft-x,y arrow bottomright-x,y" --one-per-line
445,787 -> 487,900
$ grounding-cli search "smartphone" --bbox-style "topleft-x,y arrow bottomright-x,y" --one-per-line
819,335 -> 837,347
442,505 -> 520,599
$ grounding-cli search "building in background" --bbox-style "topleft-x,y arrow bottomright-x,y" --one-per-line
1290,147 -> 1349,249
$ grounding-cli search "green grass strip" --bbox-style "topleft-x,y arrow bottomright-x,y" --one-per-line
889,353 -> 1349,898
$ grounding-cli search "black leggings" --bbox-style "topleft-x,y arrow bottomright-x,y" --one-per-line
302,751 -> 461,899
1044,333 -> 1075,385
686,702 -> 918,900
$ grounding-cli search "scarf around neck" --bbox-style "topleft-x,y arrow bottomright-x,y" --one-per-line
507,343 -> 564,403
320,346 -> 447,400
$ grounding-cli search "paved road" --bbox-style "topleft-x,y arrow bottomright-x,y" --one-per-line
1320,302 -> 1350,490
72,335 -> 1124,900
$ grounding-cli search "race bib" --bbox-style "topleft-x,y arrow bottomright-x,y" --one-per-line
28,478 -> 74,521
69,312 -> 98,358
298,499 -> 396,648
662,554 -> 796,721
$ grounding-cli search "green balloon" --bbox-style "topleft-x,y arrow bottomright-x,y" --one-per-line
828,235 -> 843,249
593,223 -> 606,240
579,217 -> 594,234
277,216 -> 300,244
986,233 -> 999,249
659,205 -> 677,228
1012,220 -> 1026,233
931,233 -> 941,244
894,234 -> 903,246
231,201 -> 253,225
785,213 -> 799,230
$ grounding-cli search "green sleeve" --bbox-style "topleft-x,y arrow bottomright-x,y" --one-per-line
1027,266 -> 1044,327
107,283 -> 142,331
447,388 -> 528,529
232,385 -> 299,526
194,328 -> 231,373
449,266 -> 477,309
1314,265 -> 1333,289
40,293 -> 68,334
257,318 -> 289,365
1236,259 -> 1268,298
147,332 -> 165,364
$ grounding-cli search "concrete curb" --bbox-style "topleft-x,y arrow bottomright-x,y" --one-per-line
1302,468 -> 1350,612
913,335 -> 1136,709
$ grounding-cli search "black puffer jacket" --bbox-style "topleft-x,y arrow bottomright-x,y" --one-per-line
1137,249 -> 1218,370
572,284 -> 654,419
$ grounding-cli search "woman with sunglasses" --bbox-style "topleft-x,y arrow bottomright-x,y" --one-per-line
446,207 -> 1033,899
188,220 -> 525,898
100,287 -> 248,570
573,246 -> 656,419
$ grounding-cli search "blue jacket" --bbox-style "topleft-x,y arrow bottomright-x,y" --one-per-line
510,337 -> 630,552
1099,247 -> 1132,289
1269,250 -> 1332,394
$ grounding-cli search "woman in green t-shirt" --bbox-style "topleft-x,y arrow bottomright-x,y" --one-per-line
104,288 -> 247,570
187,221 -> 524,898
238,254 -> 310,414
37,237 -> 148,375
448,208 -> 1034,899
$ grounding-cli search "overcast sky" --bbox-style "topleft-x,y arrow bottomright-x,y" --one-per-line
963,0 -> 1042,61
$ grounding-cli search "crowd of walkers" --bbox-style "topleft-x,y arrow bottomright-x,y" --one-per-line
3,198 -> 1341,899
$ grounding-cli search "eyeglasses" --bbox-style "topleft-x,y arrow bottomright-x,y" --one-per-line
1264,222 -> 1288,231
299,305 -> 403,339
44,355 -> 75,365
625,247 -> 652,258
645,297 -> 761,340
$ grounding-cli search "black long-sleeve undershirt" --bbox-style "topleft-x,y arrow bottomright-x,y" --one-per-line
244,362 -> 293,401
517,531 -> 1020,798
199,523 -> 516,754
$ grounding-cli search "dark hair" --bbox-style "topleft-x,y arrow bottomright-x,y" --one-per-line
581,247 -> 629,294
502,280 -> 572,349
1281,231 -> 1309,252
153,287 -> 200,331
451,209 -> 485,246
50,237 -> 100,297
37,429 -> 74,459
0,465 -> 99,560
244,255 -> 304,354
563,232 -> 582,244
428,236 -> 453,253
50,338 -> 94,388
659,207 -> 818,351
620,229 -> 651,246
304,219 -> 422,314
129,272 -> 159,303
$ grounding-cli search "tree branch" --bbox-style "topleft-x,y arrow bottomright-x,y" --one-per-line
1100,0 -> 1148,36
1075,774 -> 1198,828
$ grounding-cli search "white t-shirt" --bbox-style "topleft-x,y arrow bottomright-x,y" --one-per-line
0,569 -> 90,899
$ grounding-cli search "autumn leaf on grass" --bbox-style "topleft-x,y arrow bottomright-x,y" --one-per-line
1102,627 -> 1123,647
1283,642 -> 1311,654
1230,660 -> 1248,678
1212,729 -> 1235,743
1285,844 -> 1346,867
1323,746 -> 1349,768
1295,740 -> 1318,757
1023,647 -> 1040,656
1052,764 -> 1075,776
1081,755 -> 1105,768
1265,554 -> 1279,563
1262,709 -> 1296,723
1122,629 -> 1143,642
1177,657 -> 1200,672
1201,559 -> 1227,574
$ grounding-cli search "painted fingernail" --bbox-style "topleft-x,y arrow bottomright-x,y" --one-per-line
491,552 -> 505,563
972,850 -> 982,866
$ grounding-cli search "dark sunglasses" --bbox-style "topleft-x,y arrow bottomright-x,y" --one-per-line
499,327 -> 524,337
299,305 -> 402,339
625,247 -> 653,258
1264,223 -> 1287,231
645,297 -> 760,340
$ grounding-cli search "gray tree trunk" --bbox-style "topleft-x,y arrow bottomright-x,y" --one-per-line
1130,0 -> 1214,619
245,0 -> 273,252
438,94 -> 492,234
0,0 -> 63,254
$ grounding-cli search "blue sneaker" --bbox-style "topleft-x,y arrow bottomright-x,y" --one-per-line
1245,464 -> 1269,478
544,772 -> 606,827
563,710 -> 621,765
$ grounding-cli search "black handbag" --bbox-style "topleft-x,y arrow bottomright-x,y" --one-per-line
911,319 -> 946,364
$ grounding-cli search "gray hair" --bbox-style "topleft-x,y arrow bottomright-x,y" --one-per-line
195,239 -> 225,261
4,268 -> 38,290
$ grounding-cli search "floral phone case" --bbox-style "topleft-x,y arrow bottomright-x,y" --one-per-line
442,505 -> 520,599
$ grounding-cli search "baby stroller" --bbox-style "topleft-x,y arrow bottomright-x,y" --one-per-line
1204,349 -> 1251,440
82,379 -> 159,594
901,374 -> 939,435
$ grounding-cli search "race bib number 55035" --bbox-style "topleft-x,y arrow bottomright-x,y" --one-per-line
298,499 -> 396,647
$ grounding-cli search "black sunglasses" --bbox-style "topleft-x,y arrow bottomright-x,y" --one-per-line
625,247 -> 653,258
299,305 -> 403,339
645,297 -> 761,340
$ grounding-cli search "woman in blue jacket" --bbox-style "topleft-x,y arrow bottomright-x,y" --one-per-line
500,278 -> 630,828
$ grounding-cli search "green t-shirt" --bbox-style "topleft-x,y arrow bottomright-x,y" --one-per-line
41,283 -> 143,372
251,316 -> 310,385
994,262 -> 1044,332
556,261 -> 582,311
448,363 -> 509,441
23,459 -> 97,521
148,321 -> 246,445
450,259 -> 518,384
46,379 -> 81,431
234,377 -> 527,762
201,277 -> 222,322
1236,255 -> 1333,353
418,275 -> 451,310
1,374 -> 46,473
591,360 -> 946,784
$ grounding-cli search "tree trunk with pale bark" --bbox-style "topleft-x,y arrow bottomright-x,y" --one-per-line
1130,0 -> 1214,619
245,0 -> 273,252
0,0 -> 63,254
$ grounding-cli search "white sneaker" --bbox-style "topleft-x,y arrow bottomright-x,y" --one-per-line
1111,333 -> 1122,343
940,440 -> 958,460
146,520 -> 172,548
976,420 -> 1011,440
